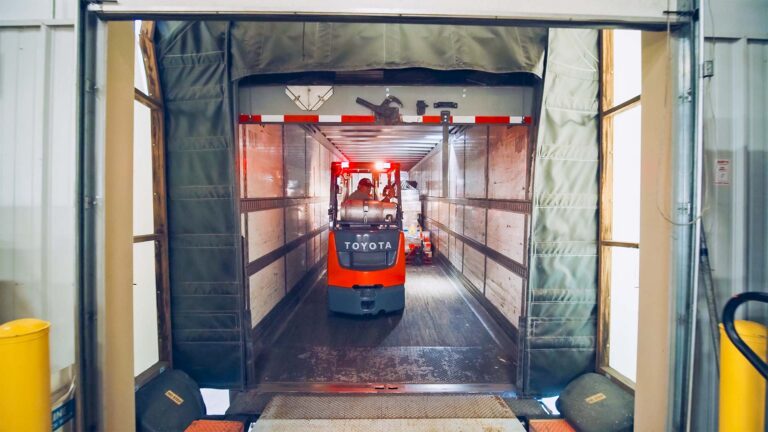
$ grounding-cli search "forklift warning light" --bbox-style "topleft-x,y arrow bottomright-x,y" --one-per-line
375,162 -> 391,170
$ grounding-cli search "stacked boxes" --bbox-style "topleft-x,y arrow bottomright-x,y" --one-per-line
401,183 -> 422,231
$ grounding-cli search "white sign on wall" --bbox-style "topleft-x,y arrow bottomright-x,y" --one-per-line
715,159 -> 731,186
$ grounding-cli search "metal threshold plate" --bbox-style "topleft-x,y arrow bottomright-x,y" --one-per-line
251,394 -> 526,432
252,382 -> 517,394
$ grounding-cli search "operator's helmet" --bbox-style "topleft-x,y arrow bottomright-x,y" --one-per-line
358,178 -> 373,188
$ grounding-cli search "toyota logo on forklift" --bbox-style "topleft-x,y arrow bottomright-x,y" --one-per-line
343,241 -> 393,251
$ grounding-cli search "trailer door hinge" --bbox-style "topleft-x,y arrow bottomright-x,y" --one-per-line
84,196 -> 99,209
678,88 -> 693,103
677,201 -> 692,215
84,79 -> 98,94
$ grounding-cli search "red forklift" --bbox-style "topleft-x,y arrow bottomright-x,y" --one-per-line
327,161 -> 406,315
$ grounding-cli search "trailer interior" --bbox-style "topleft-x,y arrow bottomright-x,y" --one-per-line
218,81 -> 542,401
123,17 -> 653,432
240,121 -> 530,390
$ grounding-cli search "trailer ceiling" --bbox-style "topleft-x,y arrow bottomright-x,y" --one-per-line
318,125 -> 443,170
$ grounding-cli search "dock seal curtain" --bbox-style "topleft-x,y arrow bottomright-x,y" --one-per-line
154,21 -> 597,393
525,28 -> 600,395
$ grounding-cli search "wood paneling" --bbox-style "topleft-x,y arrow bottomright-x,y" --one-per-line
438,200 -> 450,227
597,29 -> 641,379
449,235 -> 464,271
463,206 -> 487,245
247,209 -> 285,261
250,258 -> 286,328
488,126 -> 529,201
463,246 -> 486,293
285,204 -> 308,243
485,258 -> 524,327
486,209 -> 526,265
450,203 -> 464,234
464,126 -> 488,199
242,124 -> 284,198
138,20 -> 172,366
285,244 -> 307,292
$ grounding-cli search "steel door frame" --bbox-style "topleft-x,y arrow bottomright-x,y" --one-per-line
76,2 -> 703,431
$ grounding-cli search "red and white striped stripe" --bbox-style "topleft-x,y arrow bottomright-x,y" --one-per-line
400,115 -> 531,124
239,114 -> 532,125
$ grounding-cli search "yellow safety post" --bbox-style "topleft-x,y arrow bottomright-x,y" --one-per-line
719,320 -> 767,432
0,319 -> 51,432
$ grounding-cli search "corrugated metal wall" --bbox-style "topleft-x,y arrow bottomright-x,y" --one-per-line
241,124 -> 334,328
0,11 -> 77,400
701,38 -> 768,318
693,36 -> 768,430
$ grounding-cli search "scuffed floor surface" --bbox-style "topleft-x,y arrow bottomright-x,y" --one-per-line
251,265 -> 518,385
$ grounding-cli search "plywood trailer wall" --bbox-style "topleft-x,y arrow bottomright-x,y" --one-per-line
240,124 -> 334,329
410,124 -> 531,341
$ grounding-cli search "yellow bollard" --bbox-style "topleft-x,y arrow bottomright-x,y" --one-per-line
0,319 -> 52,432
719,320 -> 767,432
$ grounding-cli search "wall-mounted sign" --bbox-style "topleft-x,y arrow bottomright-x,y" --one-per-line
52,398 -> 75,430
715,159 -> 731,186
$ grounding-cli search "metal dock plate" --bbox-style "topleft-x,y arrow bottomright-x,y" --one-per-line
251,394 -> 526,432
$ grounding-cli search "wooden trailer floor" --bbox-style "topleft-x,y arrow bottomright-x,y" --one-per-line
248,264 -> 518,390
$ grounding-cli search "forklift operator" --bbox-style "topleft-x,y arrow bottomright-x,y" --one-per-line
346,177 -> 374,201
381,185 -> 394,203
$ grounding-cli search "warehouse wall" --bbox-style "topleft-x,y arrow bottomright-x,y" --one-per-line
700,38 -> 768,326
691,32 -> 768,430
0,1 -> 78,415
687,3 -> 768,428
410,124 -> 532,343
239,124 -> 335,329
